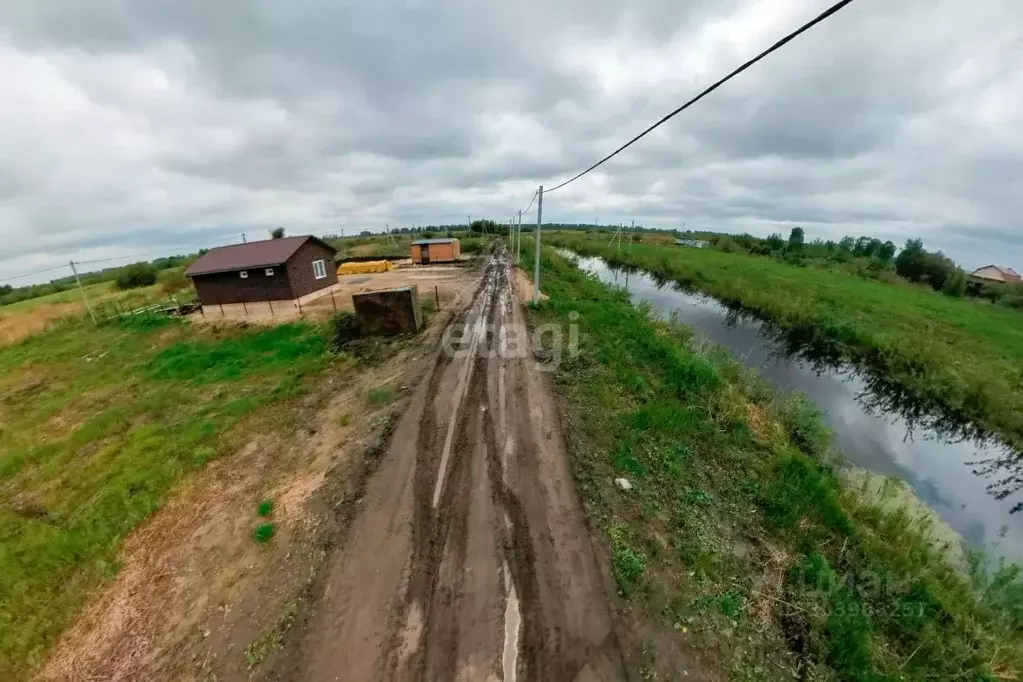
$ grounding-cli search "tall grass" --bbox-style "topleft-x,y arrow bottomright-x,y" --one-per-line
520,241 -> 1023,680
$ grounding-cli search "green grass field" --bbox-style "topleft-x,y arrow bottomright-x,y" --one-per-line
546,231 -> 1023,449
519,239 -> 1023,679
0,315 -> 348,675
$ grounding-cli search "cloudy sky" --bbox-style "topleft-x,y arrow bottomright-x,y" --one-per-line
1,0 -> 1021,283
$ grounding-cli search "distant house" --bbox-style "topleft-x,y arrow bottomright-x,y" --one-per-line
411,238 -> 461,264
970,265 -> 1021,285
185,236 -> 338,305
676,239 -> 710,248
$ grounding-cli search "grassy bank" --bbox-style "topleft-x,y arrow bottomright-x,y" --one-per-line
519,240 -> 1023,679
545,231 -> 1023,450
0,315 -> 349,675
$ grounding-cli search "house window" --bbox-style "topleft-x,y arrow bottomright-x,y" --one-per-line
265,268 -> 274,276
239,270 -> 249,279
312,259 -> 326,279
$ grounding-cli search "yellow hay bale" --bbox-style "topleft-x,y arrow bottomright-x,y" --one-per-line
337,260 -> 395,275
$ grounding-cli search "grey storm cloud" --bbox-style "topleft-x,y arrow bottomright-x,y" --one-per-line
1,0 -> 1022,282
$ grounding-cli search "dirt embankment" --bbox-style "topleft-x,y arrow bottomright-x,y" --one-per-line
278,245 -> 628,681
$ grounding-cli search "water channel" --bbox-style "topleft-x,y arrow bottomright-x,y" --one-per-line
565,250 -> 1023,563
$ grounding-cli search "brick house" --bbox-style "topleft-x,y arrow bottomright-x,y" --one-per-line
185,236 -> 338,305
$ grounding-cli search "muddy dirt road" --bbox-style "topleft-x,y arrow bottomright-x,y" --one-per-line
290,245 -> 626,681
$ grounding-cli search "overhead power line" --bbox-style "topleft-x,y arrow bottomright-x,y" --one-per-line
0,263 -> 70,284
521,189 -> 539,216
545,0 -> 860,194
75,235 -> 238,266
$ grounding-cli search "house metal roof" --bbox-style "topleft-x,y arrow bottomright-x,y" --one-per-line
185,236 -> 336,277
971,264 -> 1022,282
411,238 -> 458,245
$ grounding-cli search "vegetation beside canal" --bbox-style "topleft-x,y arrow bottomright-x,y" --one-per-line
546,230 -> 1023,453
519,241 -> 1023,680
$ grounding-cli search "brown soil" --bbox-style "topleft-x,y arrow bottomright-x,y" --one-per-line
513,267 -> 547,304
276,244 -> 628,681
34,269 -> 480,682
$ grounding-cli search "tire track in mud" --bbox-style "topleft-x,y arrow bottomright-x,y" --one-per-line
390,248 -> 563,681
388,253 -> 508,681
298,244 -> 626,682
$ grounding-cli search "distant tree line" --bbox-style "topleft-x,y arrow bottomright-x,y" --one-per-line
700,227 -> 1023,306
0,254 -> 192,308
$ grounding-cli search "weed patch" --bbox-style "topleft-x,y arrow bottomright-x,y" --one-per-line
366,386 -> 394,405
252,523 -> 277,544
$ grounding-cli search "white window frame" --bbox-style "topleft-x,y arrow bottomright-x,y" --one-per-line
312,259 -> 327,279
265,267 -> 275,276
239,270 -> 249,279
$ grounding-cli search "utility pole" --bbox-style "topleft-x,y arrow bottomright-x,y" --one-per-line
516,210 -> 522,264
629,220 -> 635,255
608,222 -> 624,251
69,260 -> 97,325
533,185 -> 543,303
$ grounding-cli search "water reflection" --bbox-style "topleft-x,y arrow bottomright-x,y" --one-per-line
566,251 -> 1023,561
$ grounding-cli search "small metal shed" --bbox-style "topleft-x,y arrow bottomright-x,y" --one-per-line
411,238 -> 460,264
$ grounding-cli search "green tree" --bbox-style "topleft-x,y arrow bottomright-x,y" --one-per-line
270,227 -> 285,239
115,263 -> 158,290
838,236 -> 856,252
788,227 -> 805,252
942,267 -> 968,297
895,238 -> 926,281
877,241 -> 897,264
765,233 -> 786,252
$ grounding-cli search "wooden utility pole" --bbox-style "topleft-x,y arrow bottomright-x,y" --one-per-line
69,261 -> 97,325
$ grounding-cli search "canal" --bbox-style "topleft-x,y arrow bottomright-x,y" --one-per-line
566,250 -> 1023,563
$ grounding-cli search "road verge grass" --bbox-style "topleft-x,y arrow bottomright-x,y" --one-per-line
546,231 -> 1023,453
0,316 -> 348,675
520,241 -> 1023,679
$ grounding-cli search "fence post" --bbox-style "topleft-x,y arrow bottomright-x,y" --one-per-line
435,285 -> 440,309
330,290 -> 337,312
241,300 -> 248,316
296,296 -> 303,317
220,303 -> 225,318
267,296 -> 274,316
